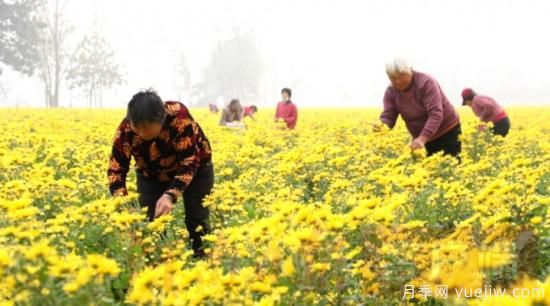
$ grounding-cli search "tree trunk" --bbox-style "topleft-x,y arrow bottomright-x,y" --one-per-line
51,0 -> 61,108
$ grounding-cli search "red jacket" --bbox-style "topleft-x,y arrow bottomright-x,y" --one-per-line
275,101 -> 298,129
243,106 -> 254,117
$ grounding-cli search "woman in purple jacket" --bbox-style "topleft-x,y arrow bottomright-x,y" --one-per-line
377,58 -> 462,158
461,88 -> 510,137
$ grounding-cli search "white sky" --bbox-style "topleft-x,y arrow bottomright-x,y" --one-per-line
1,0 -> 550,107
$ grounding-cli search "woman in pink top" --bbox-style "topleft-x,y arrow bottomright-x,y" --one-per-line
243,105 -> 258,120
378,58 -> 461,158
461,88 -> 510,137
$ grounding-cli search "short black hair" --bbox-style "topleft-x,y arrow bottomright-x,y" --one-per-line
250,105 -> 258,112
127,89 -> 166,126
281,88 -> 292,98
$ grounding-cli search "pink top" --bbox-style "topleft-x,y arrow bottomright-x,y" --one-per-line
471,95 -> 507,123
275,101 -> 298,129
243,106 -> 254,117
380,71 -> 460,141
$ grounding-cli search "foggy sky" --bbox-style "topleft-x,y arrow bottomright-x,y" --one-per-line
1,0 -> 549,107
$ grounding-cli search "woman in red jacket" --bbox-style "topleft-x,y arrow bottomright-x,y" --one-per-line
275,88 -> 298,129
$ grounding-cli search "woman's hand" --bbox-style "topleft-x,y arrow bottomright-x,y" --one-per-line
155,194 -> 174,218
410,136 -> 428,150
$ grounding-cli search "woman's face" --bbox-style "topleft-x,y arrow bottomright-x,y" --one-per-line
388,72 -> 413,91
282,92 -> 290,101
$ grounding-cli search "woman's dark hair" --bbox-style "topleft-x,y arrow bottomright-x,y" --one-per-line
250,105 -> 258,112
127,89 -> 166,126
464,93 -> 476,101
229,99 -> 242,113
281,88 -> 292,98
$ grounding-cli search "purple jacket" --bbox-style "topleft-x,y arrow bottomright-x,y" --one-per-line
471,95 -> 507,123
380,71 -> 460,141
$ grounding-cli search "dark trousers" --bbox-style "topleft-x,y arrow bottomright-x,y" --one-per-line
425,124 -> 462,158
492,117 -> 510,137
137,161 -> 214,252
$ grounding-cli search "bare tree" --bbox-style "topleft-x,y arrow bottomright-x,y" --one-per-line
38,0 -> 72,107
0,79 -> 10,101
172,52 -> 191,103
193,30 -> 264,106
67,25 -> 124,107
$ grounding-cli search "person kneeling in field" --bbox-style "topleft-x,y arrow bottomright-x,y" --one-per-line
375,58 -> 461,158
243,105 -> 258,120
108,90 -> 214,258
461,88 -> 510,137
219,99 -> 246,128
